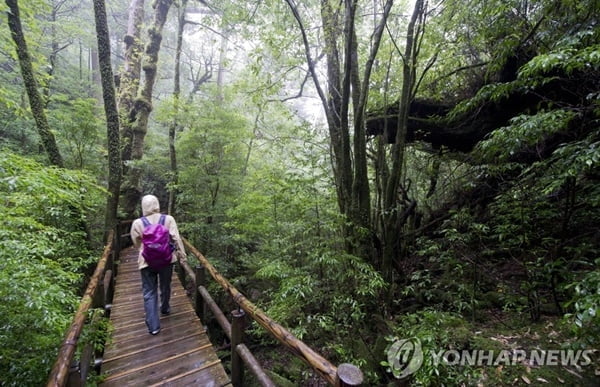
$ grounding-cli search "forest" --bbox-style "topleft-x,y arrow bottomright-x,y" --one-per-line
0,0 -> 598,385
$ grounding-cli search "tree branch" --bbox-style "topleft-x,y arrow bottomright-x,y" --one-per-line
283,0 -> 329,113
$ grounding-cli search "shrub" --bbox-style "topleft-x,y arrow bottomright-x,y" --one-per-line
0,152 -> 104,385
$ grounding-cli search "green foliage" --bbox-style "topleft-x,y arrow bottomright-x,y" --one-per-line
417,6 -> 600,333
0,56 -> 40,156
1,152 -> 103,232
0,151 -> 104,385
477,110 -> 576,162
408,209 -> 490,316
564,258 -> 600,348
48,95 -> 104,171
0,0 -> 107,165
549,137 -> 600,192
77,307 -> 113,385
444,2 -> 599,122
481,121 -> 599,317
410,116 -> 599,327
519,34 -> 600,80
174,97 -> 248,220
225,150 -> 386,381
169,103 -> 248,260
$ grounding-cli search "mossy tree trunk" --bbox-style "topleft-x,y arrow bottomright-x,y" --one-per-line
167,0 -> 187,216
119,0 -> 173,218
93,0 -> 122,235
117,0 -> 145,217
6,0 -> 64,168
118,0 -> 144,164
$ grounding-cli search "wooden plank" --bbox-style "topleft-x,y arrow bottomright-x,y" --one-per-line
103,323 -> 208,360
111,291 -> 190,311
100,246 -> 229,386
102,351 -> 223,386
109,301 -> 194,330
109,316 -> 201,343
148,360 -> 232,387
104,332 -> 207,363
103,340 -> 214,375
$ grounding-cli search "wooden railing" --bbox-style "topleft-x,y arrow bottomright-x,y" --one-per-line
47,221 -> 363,386
46,229 -> 118,387
180,239 -> 363,386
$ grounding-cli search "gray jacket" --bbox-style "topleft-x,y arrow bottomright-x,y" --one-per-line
130,195 -> 186,270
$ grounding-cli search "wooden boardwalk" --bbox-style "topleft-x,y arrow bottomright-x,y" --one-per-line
100,247 -> 231,387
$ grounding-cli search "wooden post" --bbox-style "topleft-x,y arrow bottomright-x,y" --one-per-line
194,265 -> 206,321
112,250 -> 119,278
335,363 -> 363,386
96,274 -> 105,309
114,224 -> 120,255
104,270 -> 114,318
105,238 -> 115,309
67,362 -> 81,387
235,344 -> 276,386
176,259 -> 185,291
112,226 -> 119,278
231,309 -> 246,387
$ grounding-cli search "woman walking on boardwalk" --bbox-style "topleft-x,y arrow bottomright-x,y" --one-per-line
130,194 -> 186,335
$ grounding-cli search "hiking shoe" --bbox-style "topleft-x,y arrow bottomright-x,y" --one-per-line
150,329 -> 161,335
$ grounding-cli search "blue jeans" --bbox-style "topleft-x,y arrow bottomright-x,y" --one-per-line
140,264 -> 173,332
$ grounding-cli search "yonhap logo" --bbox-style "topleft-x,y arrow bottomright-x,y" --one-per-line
386,338 -> 424,379
385,337 -> 597,380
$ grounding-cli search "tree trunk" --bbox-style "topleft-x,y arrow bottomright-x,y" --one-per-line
45,3 -> 57,104
118,0 -> 145,217
90,46 -> 101,99
118,0 -> 145,164
381,0 -> 425,282
123,0 -> 174,217
216,27 -> 229,102
93,0 -> 122,235
6,0 -> 64,168
168,0 -> 187,216
320,0 -> 349,217
350,0 -> 393,259
243,105 -> 263,177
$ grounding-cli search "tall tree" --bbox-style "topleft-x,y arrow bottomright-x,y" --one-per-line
5,0 -> 64,167
121,0 -> 174,217
167,0 -> 187,216
380,0 -> 426,281
93,0 -> 121,234
118,0 -> 144,163
118,0 -> 145,216
284,0 -> 393,261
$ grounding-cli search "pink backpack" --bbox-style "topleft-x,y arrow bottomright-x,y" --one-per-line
141,214 -> 174,269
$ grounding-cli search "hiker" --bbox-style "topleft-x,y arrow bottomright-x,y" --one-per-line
130,194 -> 186,335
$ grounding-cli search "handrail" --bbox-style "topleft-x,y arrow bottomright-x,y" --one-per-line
182,238 -> 363,386
46,229 -> 115,387
47,223 -> 361,386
